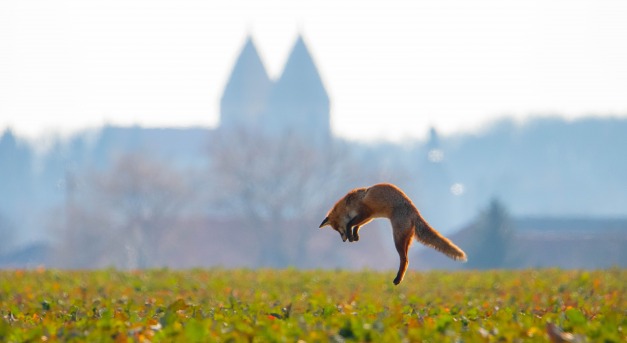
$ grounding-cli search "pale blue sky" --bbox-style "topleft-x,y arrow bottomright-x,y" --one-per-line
1,0 -> 627,142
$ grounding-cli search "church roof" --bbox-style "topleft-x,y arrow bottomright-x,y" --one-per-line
219,34 -> 331,139
220,36 -> 272,125
270,35 -> 329,105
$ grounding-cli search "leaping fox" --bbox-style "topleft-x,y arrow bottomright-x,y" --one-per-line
319,183 -> 467,285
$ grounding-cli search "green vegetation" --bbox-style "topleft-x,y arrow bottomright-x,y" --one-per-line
1,269 -> 624,342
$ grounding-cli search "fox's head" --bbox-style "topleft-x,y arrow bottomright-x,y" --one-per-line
319,190 -> 363,242
319,212 -> 352,242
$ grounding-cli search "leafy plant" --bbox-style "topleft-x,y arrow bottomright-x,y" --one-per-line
0,269 -> 624,342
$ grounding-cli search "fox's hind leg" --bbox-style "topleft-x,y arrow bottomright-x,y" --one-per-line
392,221 -> 414,285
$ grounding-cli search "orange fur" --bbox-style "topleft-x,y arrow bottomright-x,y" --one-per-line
320,183 -> 467,285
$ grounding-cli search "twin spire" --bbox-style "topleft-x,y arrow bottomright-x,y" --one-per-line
220,36 -> 271,128
220,35 -> 330,142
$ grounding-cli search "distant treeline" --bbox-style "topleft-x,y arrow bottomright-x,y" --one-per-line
1,116 -> 626,269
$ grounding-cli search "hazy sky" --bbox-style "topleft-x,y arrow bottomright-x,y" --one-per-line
2,0 -> 627,142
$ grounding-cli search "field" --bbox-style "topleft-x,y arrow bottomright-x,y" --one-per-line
0,269 -> 624,342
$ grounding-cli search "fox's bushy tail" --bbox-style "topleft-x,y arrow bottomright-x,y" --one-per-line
414,215 -> 467,261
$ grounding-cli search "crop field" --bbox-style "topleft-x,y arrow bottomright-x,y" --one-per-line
0,268 -> 624,342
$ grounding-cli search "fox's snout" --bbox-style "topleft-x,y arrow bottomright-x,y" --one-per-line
319,216 -> 350,242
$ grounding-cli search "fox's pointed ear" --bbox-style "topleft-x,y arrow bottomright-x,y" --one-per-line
319,217 -> 329,228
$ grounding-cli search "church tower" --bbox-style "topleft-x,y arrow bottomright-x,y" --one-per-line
219,34 -> 331,143
220,36 -> 272,129
260,35 -> 330,142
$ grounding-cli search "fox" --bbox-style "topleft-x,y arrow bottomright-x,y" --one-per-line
319,183 -> 467,285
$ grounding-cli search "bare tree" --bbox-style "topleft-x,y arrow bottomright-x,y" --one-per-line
207,128 -> 362,267
56,153 -> 191,269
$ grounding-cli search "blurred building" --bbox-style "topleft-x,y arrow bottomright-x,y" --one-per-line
220,37 -> 273,130
220,35 -> 331,144
412,216 -> 627,270
2,32 -> 627,270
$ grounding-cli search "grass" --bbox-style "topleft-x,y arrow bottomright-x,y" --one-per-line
0,268 -> 625,342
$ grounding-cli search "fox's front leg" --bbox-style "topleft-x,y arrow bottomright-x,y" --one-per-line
352,226 -> 360,241
344,220 -> 356,242
345,210 -> 372,242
